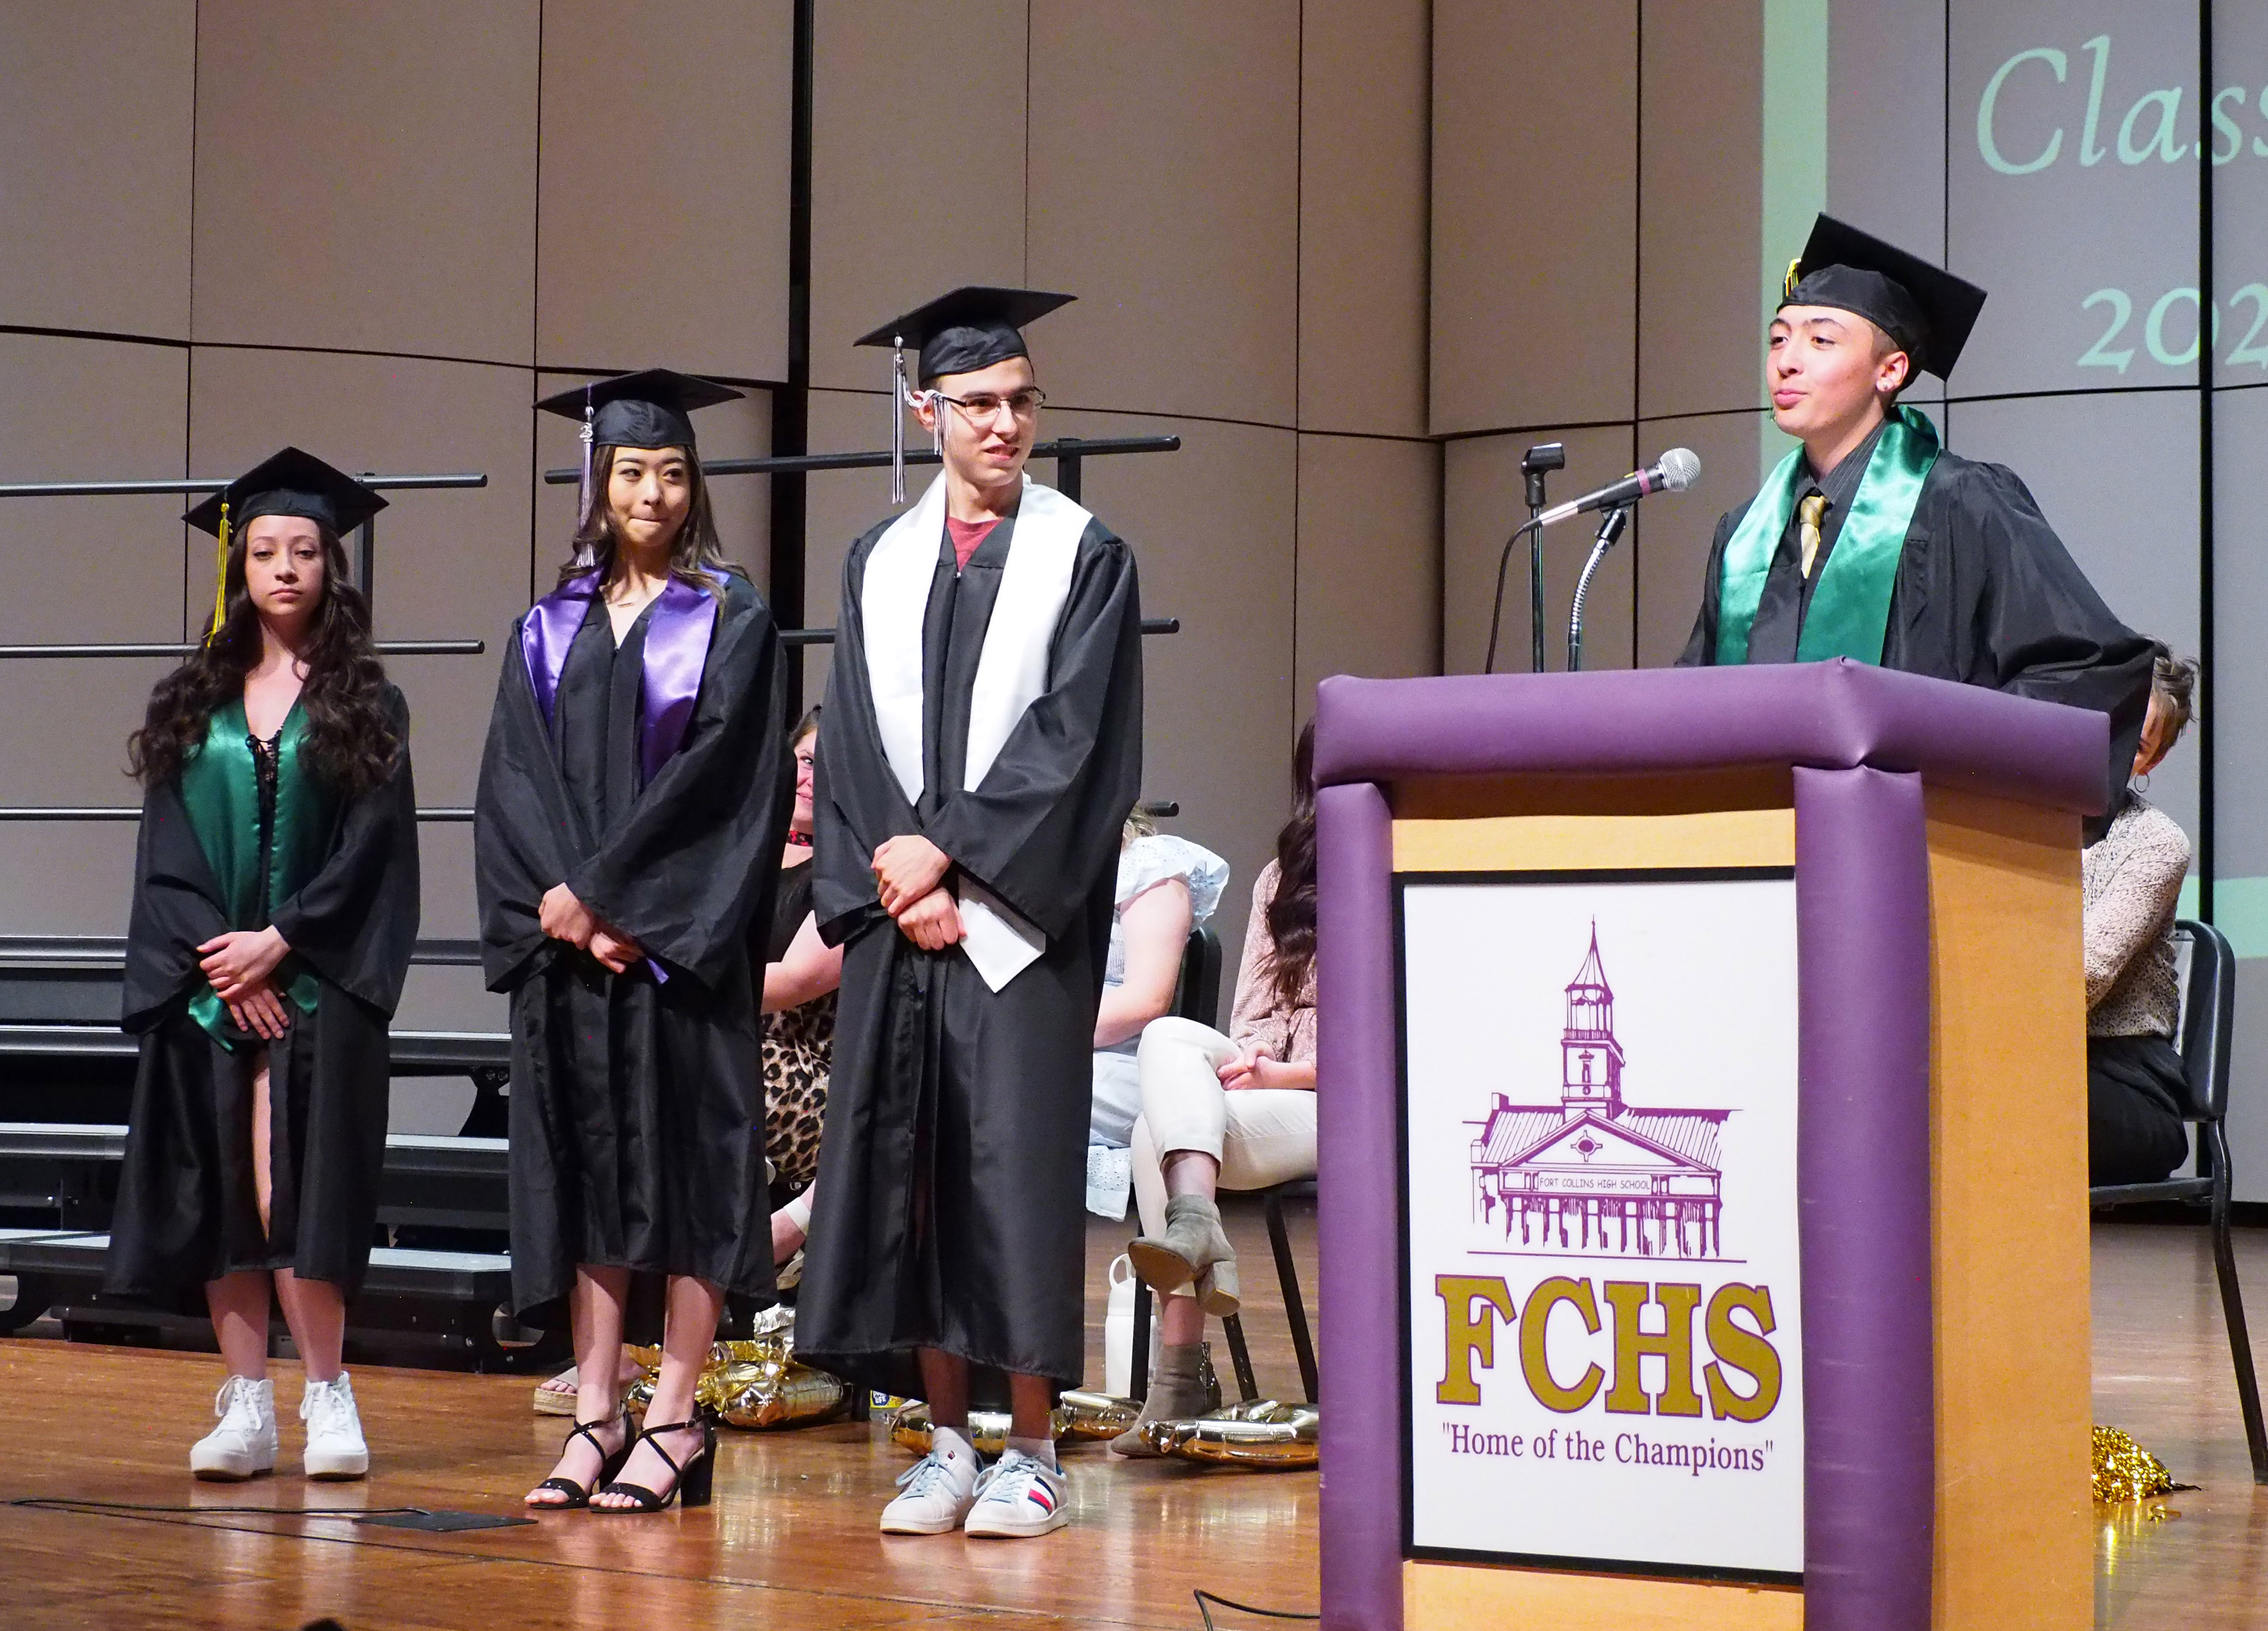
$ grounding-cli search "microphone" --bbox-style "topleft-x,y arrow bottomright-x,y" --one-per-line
1537,447 -> 1700,527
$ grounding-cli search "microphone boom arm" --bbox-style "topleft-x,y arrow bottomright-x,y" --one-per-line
1567,506 -> 1631,674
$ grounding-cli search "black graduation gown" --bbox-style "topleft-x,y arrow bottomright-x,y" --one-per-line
796,512 -> 1144,1401
1677,447 -> 2155,832
104,688 -> 419,1312
474,571 -> 791,1315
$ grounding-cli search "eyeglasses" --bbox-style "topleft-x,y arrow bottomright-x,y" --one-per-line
934,388 -> 1047,422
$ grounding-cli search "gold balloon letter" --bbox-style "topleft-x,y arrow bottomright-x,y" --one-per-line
1702,1283 -> 1783,1423
1435,1276 -> 1517,1405
1602,1281 -> 1705,1418
1519,1276 -> 1607,1414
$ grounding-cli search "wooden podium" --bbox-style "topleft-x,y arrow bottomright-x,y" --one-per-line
1312,660 -> 2105,1631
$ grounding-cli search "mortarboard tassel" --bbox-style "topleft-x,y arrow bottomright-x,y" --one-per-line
890,339 -> 909,505
205,499 -> 230,646
577,388 -> 596,523
1783,256 -> 1803,301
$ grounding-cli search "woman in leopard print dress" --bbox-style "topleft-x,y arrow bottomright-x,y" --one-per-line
763,708 -> 841,1267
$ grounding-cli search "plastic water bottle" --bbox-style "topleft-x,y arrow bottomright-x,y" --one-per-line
1104,1253 -> 1137,1397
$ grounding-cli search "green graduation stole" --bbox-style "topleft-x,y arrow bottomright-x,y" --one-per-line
178,698 -> 334,1046
1713,404 -> 1940,666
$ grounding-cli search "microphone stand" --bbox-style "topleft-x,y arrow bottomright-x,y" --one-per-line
1566,506 -> 1631,674
1521,443 -> 1564,673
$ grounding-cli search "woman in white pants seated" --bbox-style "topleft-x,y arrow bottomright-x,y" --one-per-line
1116,727 -> 1317,1453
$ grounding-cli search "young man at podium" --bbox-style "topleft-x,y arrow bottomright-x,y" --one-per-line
1677,215 -> 2154,831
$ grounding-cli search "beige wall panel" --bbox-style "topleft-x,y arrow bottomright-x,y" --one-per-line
1048,408 -> 1295,982
1442,426 -> 1636,675
1028,2 -> 1300,426
186,347 -> 534,931
191,1 -> 538,362
1298,0 -> 1431,438
1431,0 -> 1636,435
0,3 -> 195,337
1638,1 -> 1763,420
0,336 -> 189,643
796,388 -> 897,701
537,0 -> 793,380
807,2 -> 1028,392
0,825 -> 144,938
1632,410 -> 1767,667
532,376 -> 774,601
0,662 -> 171,805
1294,434 -> 1442,720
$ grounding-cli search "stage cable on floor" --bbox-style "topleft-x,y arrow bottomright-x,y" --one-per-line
1193,1587 -> 1321,1628
8,1497 -> 427,1518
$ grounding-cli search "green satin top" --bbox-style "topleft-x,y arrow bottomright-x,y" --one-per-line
1714,404 -> 1942,666
177,698 -> 334,1045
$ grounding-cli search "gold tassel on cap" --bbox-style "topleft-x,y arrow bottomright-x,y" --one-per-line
1782,256 -> 1804,301
204,499 -> 230,646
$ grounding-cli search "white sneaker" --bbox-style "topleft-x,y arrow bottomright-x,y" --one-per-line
300,1372 -> 370,1481
963,1449 -> 1069,1538
879,1434 -> 980,1535
190,1376 -> 278,1481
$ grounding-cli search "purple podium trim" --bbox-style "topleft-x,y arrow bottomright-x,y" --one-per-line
1317,782 -> 1400,1631
1792,766 -> 1934,1630
1312,660 -> 2109,817
1310,666 -> 2101,1631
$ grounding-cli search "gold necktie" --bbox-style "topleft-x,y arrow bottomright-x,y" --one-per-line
1798,493 -> 1829,579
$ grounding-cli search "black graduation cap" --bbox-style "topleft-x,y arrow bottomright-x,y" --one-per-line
853,287 -> 1074,501
534,368 -> 743,452
854,286 -> 1075,385
183,446 -> 387,538
1779,215 -> 1987,380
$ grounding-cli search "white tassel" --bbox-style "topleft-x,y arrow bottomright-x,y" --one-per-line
577,394 -> 595,521
890,341 -> 909,505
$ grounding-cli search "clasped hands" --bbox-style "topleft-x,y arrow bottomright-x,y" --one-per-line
540,883 -> 644,973
198,926 -> 293,1041
1218,1045 -> 1295,1093
873,834 -> 963,951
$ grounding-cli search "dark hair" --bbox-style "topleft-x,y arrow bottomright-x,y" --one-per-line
2152,648 -> 2200,743
1263,721 -> 1319,1010
558,443 -> 732,594
792,703 -> 823,747
129,521 -> 399,797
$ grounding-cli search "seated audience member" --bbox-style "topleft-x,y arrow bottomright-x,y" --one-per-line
762,707 -> 843,1270
537,708 -> 837,1412
1087,808 -> 1229,1218
2086,651 -> 2199,1186
1115,727 -> 1317,1453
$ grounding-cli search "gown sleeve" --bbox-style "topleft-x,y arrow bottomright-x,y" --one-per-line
810,526 -> 920,948
921,527 -> 1145,943
564,579 -> 794,991
120,779 -> 232,1034
474,627 -> 580,993
1675,508 -> 1740,668
267,685 -> 422,1016
1951,463 -> 2156,822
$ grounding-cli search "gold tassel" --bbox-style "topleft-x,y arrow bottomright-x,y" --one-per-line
1782,256 -> 1804,302
205,499 -> 230,646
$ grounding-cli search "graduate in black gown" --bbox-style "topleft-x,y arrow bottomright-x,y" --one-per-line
797,288 -> 1144,1539
1678,215 -> 2154,831
107,450 -> 418,1483
477,370 -> 791,1514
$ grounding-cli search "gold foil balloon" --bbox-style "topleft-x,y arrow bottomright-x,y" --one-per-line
1059,1391 -> 1141,1440
2093,1424 -> 2180,1504
1141,1400 -> 1320,1469
620,1310 -> 851,1430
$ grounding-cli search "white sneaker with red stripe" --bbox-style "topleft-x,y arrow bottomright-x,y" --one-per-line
963,1449 -> 1069,1538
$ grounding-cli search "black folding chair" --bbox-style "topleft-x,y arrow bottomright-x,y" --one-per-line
2089,919 -> 2268,1484
1128,925 -> 1319,1405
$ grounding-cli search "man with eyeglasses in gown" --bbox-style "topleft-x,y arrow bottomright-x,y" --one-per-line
796,286 -> 1145,1539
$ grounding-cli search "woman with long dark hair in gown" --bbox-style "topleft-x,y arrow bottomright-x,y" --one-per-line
477,371 -> 791,1513
107,449 -> 419,1482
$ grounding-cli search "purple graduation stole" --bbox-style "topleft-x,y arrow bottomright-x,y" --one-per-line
519,570 -> 720,783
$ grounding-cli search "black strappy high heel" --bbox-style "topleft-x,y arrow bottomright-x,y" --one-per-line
529,1415 -> 635,1510
595,1411 -> 716,1513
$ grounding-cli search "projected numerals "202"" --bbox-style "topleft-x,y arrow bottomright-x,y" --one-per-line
2080,284 -> 2268,372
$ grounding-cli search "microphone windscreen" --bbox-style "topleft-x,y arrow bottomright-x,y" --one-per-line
1657,447 -> 1701,491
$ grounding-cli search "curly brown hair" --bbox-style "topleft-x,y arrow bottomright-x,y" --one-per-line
129,522 -> 400,798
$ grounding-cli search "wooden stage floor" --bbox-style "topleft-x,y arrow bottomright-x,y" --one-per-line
8,1213 -> 2268,1628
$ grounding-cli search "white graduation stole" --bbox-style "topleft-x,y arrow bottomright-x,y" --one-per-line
860,472 -> 1087,991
